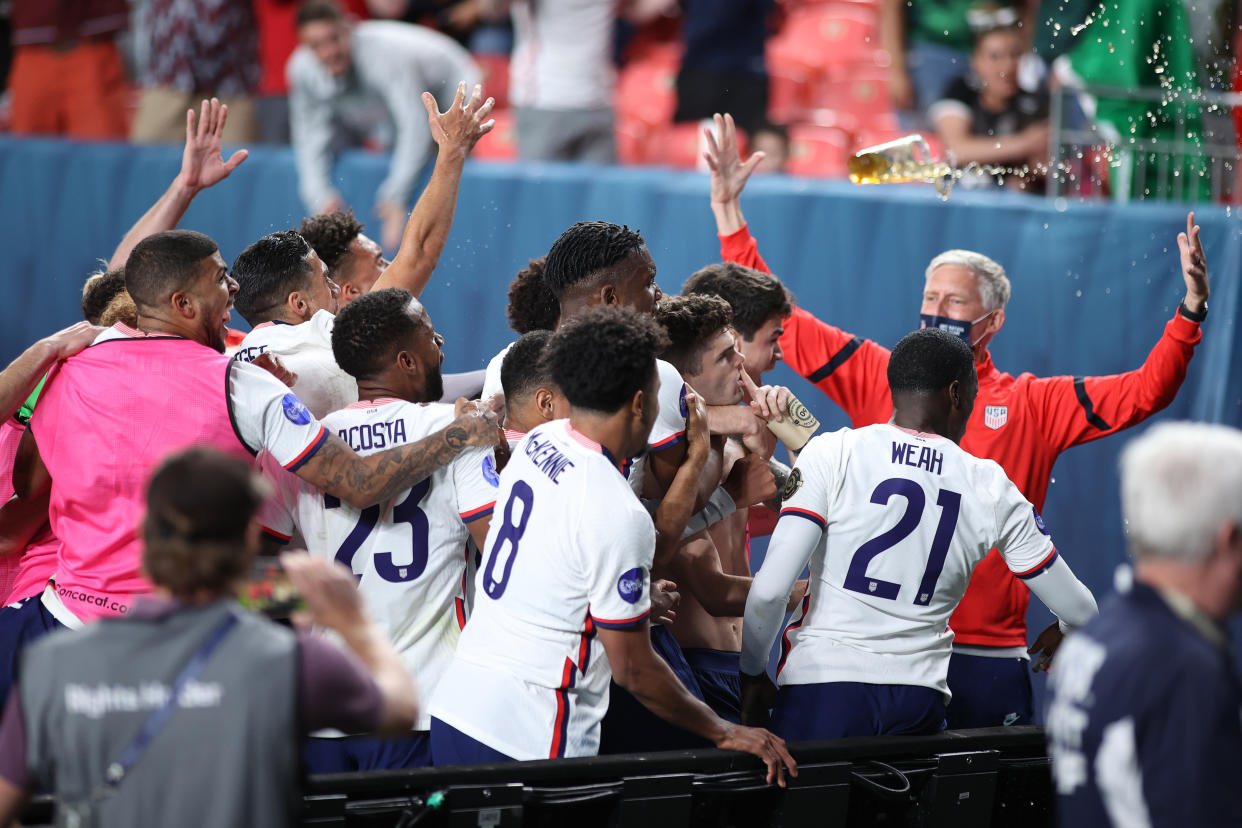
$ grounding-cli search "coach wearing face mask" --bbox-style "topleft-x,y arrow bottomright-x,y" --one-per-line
706,137 -> 1209,730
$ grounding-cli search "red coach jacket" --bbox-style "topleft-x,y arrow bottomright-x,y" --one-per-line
723,225 -> 1202,647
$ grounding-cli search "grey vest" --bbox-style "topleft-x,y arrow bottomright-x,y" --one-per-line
20,600 -> 300,828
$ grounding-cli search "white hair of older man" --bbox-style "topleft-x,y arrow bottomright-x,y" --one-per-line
1120,422 -> 1242,563
924,250 -> 1012,312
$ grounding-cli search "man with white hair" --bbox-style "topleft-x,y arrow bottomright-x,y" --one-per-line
1046,422 -> 1242,828
704,113 -> 1210,729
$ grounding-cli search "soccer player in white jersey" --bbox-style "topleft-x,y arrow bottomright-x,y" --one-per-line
230,83 -> 495,417
740,328 -> 1099,739
257,288 -> 498,771
431,308 -> 796,784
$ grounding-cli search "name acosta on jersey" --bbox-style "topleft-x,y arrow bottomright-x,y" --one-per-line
338,419 -> 410,452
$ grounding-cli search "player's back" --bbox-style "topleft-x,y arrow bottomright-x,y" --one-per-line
263,398 -> 496,729
431,419 -> 655,760
237,311 -> 357,418
779,423 -> 1055,697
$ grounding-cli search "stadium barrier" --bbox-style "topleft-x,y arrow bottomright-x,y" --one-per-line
2,135 -> 1241,694
18,726 -> 1056,827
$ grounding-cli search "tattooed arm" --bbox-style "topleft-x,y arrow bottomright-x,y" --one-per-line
295,400 -> 501,508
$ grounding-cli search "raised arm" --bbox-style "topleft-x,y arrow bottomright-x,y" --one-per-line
109,99 -> 248,269
1031,212 -> 1208,451
295,398 -> 502,508
652,391 -> 711,567
373,82 -> 495,293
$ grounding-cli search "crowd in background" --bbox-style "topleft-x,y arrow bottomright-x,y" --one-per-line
0,0 -> 1238,196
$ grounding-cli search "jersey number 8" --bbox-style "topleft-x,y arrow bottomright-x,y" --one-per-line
482,481 -> 535,600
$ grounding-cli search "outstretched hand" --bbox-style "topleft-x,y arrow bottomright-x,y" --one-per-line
1176,211 -> 1208,313
703,113 -> 765,207
424,81 -> 496,158
42,321 -> 103,361
179,98 -> 248,192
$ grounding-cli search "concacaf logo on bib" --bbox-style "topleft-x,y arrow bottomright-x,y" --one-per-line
984,405 -> 1008,430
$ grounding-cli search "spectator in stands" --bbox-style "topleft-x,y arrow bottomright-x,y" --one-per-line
0,447 -> 419,828
131,0 -> 261,144
502,0 -> 670,162
254,0 -> 370,144
673,0 -> 773,134
881,0 -> 1027,128
289,0 -> 481,250
749,121 -> 789,175
6,0 -> 129,138
929,21 -> 1049,190
1047,423 -> 1242,827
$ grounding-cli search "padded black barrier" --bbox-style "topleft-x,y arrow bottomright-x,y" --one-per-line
18,727 -> 1054,826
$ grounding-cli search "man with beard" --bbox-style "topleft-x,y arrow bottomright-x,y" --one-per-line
257,288 -> 499,770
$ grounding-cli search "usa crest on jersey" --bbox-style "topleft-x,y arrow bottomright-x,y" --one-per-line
984,405 -> 1008,430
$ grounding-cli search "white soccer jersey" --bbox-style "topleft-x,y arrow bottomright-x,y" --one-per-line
430,419 -> 654,760
481,342 -> 513,402
257,399 -> 498,730
236,310 -> 358,418
776,423 -> 1057,698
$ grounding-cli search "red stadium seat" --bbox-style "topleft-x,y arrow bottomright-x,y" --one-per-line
785,124 -> 851,178
812,65 -> 897,133
769,63 -> 812,124
616,50 -> 681,128
475,53 -> 510,110
472,109 -> 518,161
616,117 -> 655,165
769,5 -> 881,72
653,122 -> 706,169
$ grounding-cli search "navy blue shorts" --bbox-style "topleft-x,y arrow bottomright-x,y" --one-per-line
304,731 -> 432,773
771,682 -> 946,741
430,718 -> 515,766
945,652 -> 1033,729
0,595 -> 63,709
683,648 -> 742,723
598,624 -> 710,753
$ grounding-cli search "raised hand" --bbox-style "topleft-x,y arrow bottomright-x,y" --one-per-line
1177,211 -> 1208,314
179,98 -> 248,193
683,388 -> 710,465
703,113 -> 765,207
423,81 -> 496,158
741,370 -> 790,423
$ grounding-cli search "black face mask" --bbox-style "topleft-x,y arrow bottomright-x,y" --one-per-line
918,309 -> 995,347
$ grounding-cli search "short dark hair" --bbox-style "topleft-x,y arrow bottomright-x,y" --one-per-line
546,307 -> 669,414
888,328 -> 976,394
332,287 -> 421,380
297,0 -> 343,26
82,269 -> 129,324
753,119 -> 790,146
501,330 -> 555,404
542,222 -> 645,301
655,295 -> 733,375
298,210 -> 364,276
143,447 -> 269,599
124,230 -> 219,309
682,262 -> 792,339
231,230 -> 316,326
506,257 -> 559,334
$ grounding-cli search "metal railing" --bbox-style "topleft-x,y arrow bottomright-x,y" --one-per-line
1048,83 -> 1242,203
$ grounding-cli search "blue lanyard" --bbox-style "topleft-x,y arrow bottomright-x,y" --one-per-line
96,613 -> 239,797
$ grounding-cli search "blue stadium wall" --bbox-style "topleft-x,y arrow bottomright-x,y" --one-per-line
2,137 -> 1241,711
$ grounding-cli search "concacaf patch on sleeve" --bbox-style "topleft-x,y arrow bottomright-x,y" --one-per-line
782,467 -> 803,502
482,455 -> 500,487
281,393 -> 312,425
678,384 -> 688,418
1032,506 -> 1049,535
617,567 -> 647,604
